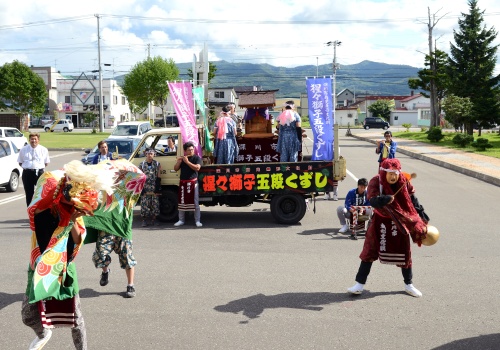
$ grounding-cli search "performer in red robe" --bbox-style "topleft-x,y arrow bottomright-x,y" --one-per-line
347,158 -> 428,298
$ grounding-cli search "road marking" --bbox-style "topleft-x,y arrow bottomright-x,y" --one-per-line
0,194 -> 25,205
50,152 -> 79,158
347,169 -> 358,182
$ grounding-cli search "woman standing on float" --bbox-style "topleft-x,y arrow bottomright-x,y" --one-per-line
276,102 -> 301,162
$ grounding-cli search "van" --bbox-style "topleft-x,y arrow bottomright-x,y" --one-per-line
363,117 -> 390,130
109,121 -> 152,139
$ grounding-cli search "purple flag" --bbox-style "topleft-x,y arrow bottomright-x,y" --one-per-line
306,78 -> 333,160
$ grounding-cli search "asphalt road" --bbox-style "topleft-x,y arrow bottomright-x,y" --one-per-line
1,133 -> 499,350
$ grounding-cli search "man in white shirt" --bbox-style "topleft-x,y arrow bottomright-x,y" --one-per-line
17,133 -> 50,206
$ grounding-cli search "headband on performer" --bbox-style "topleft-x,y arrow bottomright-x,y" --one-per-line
379,167 -> 400,175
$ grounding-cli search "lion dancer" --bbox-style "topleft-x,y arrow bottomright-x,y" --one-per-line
21,161 -> 115,350
347,158 -> 428,298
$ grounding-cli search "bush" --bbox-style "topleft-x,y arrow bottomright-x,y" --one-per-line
452,133 -> 474,147
472,138 -> 493,151
402,123 -> 412,132
420,127 -> 428,132
427,126 -> 444,142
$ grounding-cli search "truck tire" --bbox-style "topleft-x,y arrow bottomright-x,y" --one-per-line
158,189 -> 178,222
270,193 -> 307,225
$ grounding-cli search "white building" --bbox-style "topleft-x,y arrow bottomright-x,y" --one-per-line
56,73 -> 132,128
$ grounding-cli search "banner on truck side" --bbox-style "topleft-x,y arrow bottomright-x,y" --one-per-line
198,161 -> 335,195
306,77 -> 334,161
168,81 -> 202,156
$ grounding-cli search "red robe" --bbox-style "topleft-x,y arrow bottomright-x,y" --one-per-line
359,175 -> 426,268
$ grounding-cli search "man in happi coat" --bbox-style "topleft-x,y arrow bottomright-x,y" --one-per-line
347,158 -> 428,298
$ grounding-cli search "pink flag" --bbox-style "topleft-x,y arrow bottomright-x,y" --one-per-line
167,82 -> 202,156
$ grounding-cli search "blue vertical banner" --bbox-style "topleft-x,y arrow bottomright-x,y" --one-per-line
306,77 -> 333,161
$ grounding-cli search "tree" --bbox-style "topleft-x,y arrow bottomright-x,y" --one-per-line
368,99 -> 395,120
447,0 -> 500,135
187,62 -> 217,84
408,49 -> 449,125
0,60 -> 47,130
122,56 -> 180,119
441,94 -> 474,131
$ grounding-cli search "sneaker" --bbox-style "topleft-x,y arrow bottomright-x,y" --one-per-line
125,285 -> 136,298
333,195 -> 338,201
100,269 -> 110,287
29,329 -> 52,350
405,284 -> 422,298
338,224 -> 349,233
347,282 -> 365,295
350,234 -> 358,240
141,220 -> 148,227
195,221 -> 203,228
174,221 -> 185,227
323,193 -> 330,200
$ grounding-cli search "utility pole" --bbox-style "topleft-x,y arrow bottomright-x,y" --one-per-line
326,41 -> 341,123
426,7 -> 446,128
96,14 -> 104,132
147,43 -> 151,123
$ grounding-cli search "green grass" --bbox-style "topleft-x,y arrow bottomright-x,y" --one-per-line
393,130 -> 500,159
25,131 -> 111,149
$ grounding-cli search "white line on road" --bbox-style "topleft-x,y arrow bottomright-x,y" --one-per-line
50,152 -> 79,158
0,194 -> 25,205
347,169 -> 358,182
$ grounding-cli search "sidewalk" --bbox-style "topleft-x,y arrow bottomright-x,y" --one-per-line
349,130 -> 500,187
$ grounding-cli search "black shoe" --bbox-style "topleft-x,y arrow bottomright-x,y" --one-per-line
125,285 -> 136,298
100,270 -> 110,286
350,234 -> 358,240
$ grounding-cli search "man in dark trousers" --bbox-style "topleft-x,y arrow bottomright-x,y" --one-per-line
173,141 -> 203,227
17,132 -> 50,206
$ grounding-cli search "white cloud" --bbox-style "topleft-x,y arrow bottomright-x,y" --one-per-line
0,0 -> 498,76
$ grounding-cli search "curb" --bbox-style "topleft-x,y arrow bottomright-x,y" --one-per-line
349,134 -> 500,188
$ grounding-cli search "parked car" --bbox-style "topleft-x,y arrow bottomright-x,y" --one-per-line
0,139 -> 22,192
0,127 -> 28,149
44,119 -> 74,132
81,137 -> 144,165
363,117 -> 390,130
154,115 -> 179,128
109,121 -> 152,139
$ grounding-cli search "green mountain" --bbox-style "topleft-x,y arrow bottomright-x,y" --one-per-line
116,60 -> 422,98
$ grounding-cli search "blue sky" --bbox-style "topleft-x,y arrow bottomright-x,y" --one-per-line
0,0 -> 499,77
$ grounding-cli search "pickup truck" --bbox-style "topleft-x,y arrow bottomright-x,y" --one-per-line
129,125 -> 346,224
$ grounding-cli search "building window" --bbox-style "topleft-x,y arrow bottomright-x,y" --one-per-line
122,96 -> 126,105
215,91 -> 225,99
65,96 -> 71,103
94,95 -> 99,104
113,95 -> 118,104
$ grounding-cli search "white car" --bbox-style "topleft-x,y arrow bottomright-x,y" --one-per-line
0,127 -> 28,150
109,121 -> 152,140
44,119 -> 74,132
0,139 -> 23,192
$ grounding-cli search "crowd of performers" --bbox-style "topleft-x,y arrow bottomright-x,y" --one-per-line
20,101 -> 432,349
211,100 -> 303,165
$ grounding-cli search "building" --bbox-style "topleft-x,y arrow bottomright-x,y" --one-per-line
56,73 -> 131,128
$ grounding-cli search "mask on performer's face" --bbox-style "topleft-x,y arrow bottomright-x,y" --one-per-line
385,171 -> 399,185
